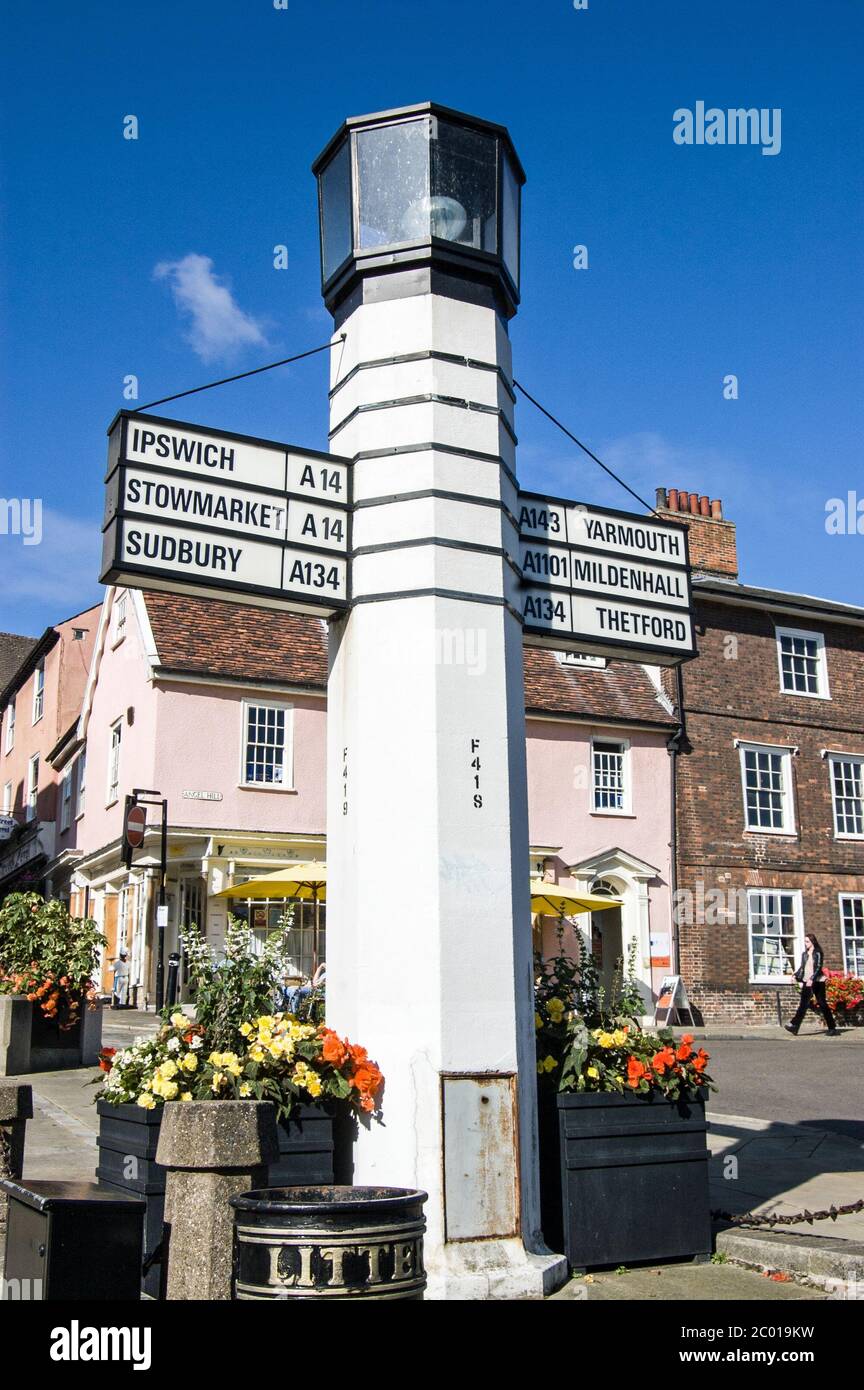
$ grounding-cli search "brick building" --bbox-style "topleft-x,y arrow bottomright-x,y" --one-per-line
659,488 -> 864,1023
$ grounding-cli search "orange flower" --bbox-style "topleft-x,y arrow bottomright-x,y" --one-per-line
681,1034 -> 694,1046
651,1046 -> 676,1074
627,1056 -> 648,1088
351,1060 -> 383,1105
692,1048 -> 710,1073
320,1029 -> 349,1068
98,1047 -> 117,1073
676,1041 -> 693,1061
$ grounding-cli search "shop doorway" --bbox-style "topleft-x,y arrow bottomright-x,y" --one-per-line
590,878 -> 624,1002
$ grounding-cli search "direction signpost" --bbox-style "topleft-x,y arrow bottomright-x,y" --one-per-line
96,103 -> 699,1299
101,411 -> 350,614
518,490 -> 695,664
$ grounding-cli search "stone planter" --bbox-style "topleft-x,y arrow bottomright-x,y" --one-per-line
0,995 -> 102,1076
539,1086 -> 712,1270
96,1098 -> 336,1297
156,1100 -> 280,1301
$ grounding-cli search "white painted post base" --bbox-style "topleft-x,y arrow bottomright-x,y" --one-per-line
425,1239 -> 568,1302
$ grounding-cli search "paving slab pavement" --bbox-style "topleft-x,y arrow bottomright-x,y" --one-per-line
708,1113 -> 864,1244
552,1261 -> 829,1300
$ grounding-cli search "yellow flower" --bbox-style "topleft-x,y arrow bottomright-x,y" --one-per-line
180,1092 -> 193,1102
239,1082 -> 252,1098
211,1072 -> 227,1093
160,1080 -> 179,1100
547,997 -> 565,1022
268,1041 -> 284,1059
249,1044 -> 266,1064
537,1055 -> 558,1074
181,1052 -> 198,1072
208,1051 -> 223,1066
239,1022 -> 253,1037
586,1066 -> 599,1079
157,1059 -> 178,1080
612,1029 -> 628,1047
225,1060 -> 242,1077
170,1012 -> 186,1029
136,1092 -> 157,1110
598,1032 -> 615,1049
534,1012 -> 543,1030
306,1075 -> 323,1098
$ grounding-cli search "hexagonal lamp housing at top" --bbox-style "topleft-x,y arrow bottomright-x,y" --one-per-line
313,102 -> 525,319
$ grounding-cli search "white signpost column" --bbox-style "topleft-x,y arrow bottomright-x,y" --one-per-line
316,105 -> 565,1299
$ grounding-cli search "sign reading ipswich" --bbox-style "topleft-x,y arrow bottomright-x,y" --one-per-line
101,412 -> 350,615
518,491 -> 696,665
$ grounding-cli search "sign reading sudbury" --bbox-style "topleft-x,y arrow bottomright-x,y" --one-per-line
101,411 -> 350,615
518,490 -> 695,664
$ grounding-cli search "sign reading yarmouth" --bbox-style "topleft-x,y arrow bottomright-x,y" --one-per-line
101,411 -> 350,614
518,490 -> 695,665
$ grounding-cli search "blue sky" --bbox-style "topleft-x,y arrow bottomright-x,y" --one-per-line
1,0 -> 862,636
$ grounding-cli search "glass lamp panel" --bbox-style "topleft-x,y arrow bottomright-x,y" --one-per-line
319,138 -> 353,282
356,118 -> 431,250
501,153 -> 521,286
430,120 -> 497,252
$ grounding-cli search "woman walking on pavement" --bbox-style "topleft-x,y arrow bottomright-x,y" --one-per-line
785,933 -> 840,1035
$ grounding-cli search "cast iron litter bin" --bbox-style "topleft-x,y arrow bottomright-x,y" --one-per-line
231,1185 -> 427,1300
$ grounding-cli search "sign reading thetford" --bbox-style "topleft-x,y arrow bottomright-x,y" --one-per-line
518,490 -> 696,665
101,412 -> 350,614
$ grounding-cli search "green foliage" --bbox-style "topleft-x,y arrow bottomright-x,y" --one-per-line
0,892 -> 105,992
179,912 -> 295,1052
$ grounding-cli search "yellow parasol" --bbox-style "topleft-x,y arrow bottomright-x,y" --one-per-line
529,879 -> 621,918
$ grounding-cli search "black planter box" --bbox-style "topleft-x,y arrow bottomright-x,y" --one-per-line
539,1087 -> 712,1270
96,1099 -> 335,1297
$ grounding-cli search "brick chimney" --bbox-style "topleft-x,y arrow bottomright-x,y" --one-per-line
654,487 -> 738,579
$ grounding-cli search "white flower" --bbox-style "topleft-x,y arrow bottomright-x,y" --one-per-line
190,1035 -> 203,1050
166,1037 -> 180,1052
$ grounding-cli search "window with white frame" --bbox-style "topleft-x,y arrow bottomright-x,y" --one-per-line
739,742 -> 795,833
776,627 -> 829,698
591,739 -> 628,813
747,890 -> 802,981
26,755 -> 39,822
242,702 -> 292,787
840,896 -> 864,976
60,768 -> 73,832
557,652 -> 607,670
829,754 -> 864,839
76,748 -> 87,817
32,662 -> 45,723
107,721 -> 122,804
2,781 -> 11,814
113,592 -> 128,642
4,699 -> 15,753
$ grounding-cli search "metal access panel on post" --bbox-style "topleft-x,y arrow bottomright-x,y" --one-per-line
101,411 -> 351,615
518,490 -> 697,665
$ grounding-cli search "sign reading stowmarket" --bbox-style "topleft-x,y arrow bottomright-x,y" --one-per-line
518,490 -> 696,664
101,412 -> 350,614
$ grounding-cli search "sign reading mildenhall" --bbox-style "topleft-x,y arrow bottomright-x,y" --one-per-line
518,490 -> 696,665
101,411 -> 350,614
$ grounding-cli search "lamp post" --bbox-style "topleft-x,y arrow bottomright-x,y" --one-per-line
314,104 -> 565,1299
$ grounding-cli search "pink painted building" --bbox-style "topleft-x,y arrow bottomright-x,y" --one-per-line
44,586 -> 676,1006
0,607 -> 100,897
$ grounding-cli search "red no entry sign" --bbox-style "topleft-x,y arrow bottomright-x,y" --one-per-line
125,803 -> 147,848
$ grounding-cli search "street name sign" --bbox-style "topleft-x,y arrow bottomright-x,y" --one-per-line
518,490 -> 696,665
101,411 -> 350,614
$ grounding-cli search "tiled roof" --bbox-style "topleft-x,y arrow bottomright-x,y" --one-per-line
523,647 -> 677,726
143,593 -> 328,688
0,631 -> 38,692
144,593 -> 675,726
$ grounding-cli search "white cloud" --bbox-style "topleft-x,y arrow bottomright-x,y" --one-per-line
0,508 -> 102,620
154,253 -> 268,362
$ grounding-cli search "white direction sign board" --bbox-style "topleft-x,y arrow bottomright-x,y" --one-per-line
518,490 -> 696,665
101,412 -> 350,614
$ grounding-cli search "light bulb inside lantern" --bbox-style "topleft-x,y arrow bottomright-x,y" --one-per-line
401,195 -> 468,243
